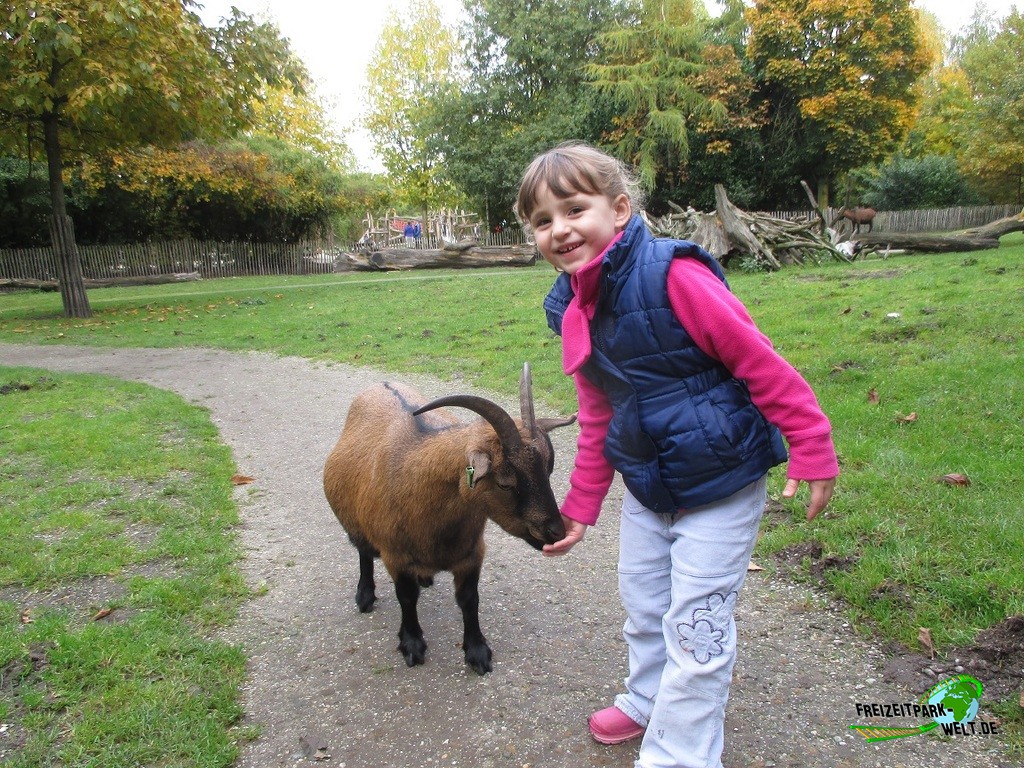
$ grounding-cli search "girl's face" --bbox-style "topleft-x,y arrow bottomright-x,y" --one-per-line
527,183 -> 631,275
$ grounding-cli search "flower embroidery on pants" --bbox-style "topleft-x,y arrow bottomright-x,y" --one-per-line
676,591 -> 737,664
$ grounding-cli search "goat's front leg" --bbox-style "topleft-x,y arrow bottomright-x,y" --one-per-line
355,546 -> 377,613
454,565 -> 492,674
394,572 -> 427,667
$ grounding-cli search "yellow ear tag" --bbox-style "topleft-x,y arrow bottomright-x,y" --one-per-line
466,466 -> 475,488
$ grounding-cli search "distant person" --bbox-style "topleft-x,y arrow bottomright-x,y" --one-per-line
516,141 -> 838,768
403,221 -> 415,247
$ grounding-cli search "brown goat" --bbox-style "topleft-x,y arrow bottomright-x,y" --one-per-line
322,364 -> 575,674
837,206 -> 877,233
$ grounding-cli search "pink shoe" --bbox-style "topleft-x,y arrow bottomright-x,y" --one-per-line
588,705 -> 645,745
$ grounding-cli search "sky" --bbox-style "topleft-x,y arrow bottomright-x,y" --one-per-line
196,0 -> 1020,172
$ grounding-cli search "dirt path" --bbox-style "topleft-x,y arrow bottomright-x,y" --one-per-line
1,343 -> 1013,768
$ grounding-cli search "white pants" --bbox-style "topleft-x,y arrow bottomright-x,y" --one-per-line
615,476 -> 767,768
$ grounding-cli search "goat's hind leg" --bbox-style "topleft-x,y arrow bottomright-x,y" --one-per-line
353,541 -> 378,613
454,565 -> 492,675
394,572 -> 427,667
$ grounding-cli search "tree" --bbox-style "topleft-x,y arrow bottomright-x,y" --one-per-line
956,11 -> 1024,203
0,1 -> 304,317
584,0 -> 766,211
433,0 -> 625,226
365,0 -> 462,224
746,0 -> 930,206
71,138 -> 348,243
902,65 -> 973,159
248,84 -> 354,173
586,0 -> 718,190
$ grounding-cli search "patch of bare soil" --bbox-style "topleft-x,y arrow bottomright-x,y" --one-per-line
884,617 -> 1024,703
774,539 -> 1024,706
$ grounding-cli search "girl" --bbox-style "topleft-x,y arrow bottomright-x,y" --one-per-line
516,143 -> 838,768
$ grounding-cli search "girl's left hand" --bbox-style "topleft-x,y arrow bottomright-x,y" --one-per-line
783,477 -> 836,520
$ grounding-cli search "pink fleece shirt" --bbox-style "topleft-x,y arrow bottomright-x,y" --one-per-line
559,246 -> 839,525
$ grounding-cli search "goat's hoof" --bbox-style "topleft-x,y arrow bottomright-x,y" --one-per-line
464,642 -> 492,675
355,589 -> 376,613
399,635 -> 427,667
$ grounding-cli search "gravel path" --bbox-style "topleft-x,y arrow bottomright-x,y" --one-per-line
1,343 -> 1013,768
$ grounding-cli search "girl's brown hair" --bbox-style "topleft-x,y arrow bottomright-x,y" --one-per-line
515,142 -> 644,227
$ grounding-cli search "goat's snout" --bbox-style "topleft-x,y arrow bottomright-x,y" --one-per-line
544,515 -> 566,544
524,512 -> 565,550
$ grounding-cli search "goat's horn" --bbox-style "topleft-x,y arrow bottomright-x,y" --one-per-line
414,395 -> 523,448
519,362 -> 537,436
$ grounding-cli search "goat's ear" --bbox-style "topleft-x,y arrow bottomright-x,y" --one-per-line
537,414 -> 577,433
467,449 -> 492,484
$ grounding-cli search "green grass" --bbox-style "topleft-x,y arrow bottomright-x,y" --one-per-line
0,267 -> 580,409
2,234 -> 1023,749
0,370 -> 249,766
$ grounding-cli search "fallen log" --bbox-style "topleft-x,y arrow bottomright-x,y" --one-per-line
853,232 -> 1000,253
960,209 -> 1024,239
344,243 -> 537,271
0,272 -> 201,291
848,208 -> 1021,253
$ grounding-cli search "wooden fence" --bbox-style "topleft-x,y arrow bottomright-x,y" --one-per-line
771,204 -> 1020,233
0,240 -> 344,282
0,231 -> 530,284
2,204 -> 1018,285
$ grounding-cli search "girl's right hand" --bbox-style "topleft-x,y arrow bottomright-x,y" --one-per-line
543,516 -> 588,556
783,476 -> 836,520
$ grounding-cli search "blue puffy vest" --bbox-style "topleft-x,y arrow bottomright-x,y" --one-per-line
543,215 -> 787,514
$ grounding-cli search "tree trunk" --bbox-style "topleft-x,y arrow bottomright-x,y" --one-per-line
49,215 -> 92,317
854,231 -> 1000,252
43,111 -> 91,318
817,178 -> 830,210
800,180 -> 828,233
345,243 -> 537,271
0,272 -> 201,292
960,209 -> 1024,239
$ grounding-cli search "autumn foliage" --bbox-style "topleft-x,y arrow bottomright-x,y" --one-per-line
72,140 -> 346,242
746,0 -> 930,199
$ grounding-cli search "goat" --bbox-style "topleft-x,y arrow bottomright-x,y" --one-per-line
837,206 -> 877,233
322,363 -> 575,674
835,240 -> 864,258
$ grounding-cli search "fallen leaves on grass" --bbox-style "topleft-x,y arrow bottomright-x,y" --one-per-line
895,412 -> 918,424
918,627 -> 936,658
936,473 -> 971,487
231,474 -> 256,485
